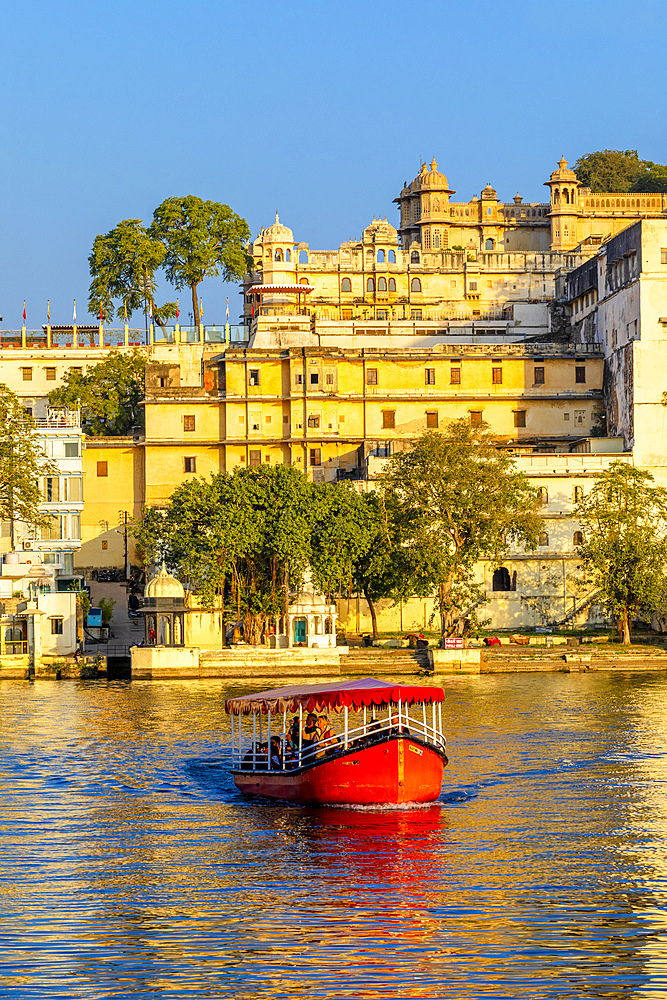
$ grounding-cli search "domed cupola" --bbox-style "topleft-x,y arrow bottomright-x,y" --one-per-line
263,211 -> 295,243
419,157 -> 453,191
144,562 -> 185,601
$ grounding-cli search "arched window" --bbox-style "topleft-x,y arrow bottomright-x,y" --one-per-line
377,250 -> 385,263
274,249 -> 283,261
378,277 -> 387,291
299,249 -> 308,264
563,189 -> 569,204
433,231 -> 440,248
285,249 -> 291,262
299,277 -> 309,285
388,250 -> 396,263
573,531 -> 584,546
367,278 -> 375,292
538,532 -> 549,546
341,277 -> 352,292
492,567 -> 511,592
411,251 -> 420,264
324,616 -> 333,635
537,486 -> 548,504
411,277 -> 422,292
554,190 -> 560,205
485,238 -> 494,250
388,278 -> 396,292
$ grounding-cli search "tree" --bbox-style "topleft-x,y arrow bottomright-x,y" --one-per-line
150,196 -> 250,326
0,387 -> 56,548
310,483 -> 377,607
574,462 -> 667,644
49,351 -> 147,435
88,219 -> 176,326
573,149 -> 667,193
380,422 -> 543,642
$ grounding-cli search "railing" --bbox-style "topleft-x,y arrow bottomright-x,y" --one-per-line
33,408 -> 80,428
0,325 -> 248,349
0,641 -> 28,656
229,701 -> 446,772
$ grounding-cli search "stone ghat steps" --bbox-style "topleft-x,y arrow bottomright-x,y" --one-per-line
343,647 -> 430,676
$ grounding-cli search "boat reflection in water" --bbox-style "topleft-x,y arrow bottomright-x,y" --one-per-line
226,677 -> 448,805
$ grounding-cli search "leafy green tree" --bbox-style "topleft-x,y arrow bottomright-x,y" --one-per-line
88,219 -> 176,326
574,462 -> 667,644
49,351 -> 147,435
630,161 -> 667,194
573,149 -> 667,193
0,387 -> 56,548
381,421 -> 543,642
310,483 -> 377,606
150,196 -> 250,326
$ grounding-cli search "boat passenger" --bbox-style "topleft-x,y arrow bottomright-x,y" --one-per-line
270,735 -> 283,770
316,714 -> 338,755
302,713 -> 319,755
389,712 -> 410,735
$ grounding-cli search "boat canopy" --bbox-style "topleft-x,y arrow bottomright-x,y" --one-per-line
225,677 -> 444,716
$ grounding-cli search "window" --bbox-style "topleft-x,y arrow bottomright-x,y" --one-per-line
388,250 -> 396,263
309,448 -> 322,466
310,372 -> 319,386
426,411 -> 438,428
537,487 -> 548,504
573,486 -> 584,503
307,415 -> 320,428
469,411 -> 482,425
425,368 -> 436,385
450,367 -> 461,385
573,531 -> 584,545
411,277 -> 422,292
492,367 -> 503,384
249,450 -> 261,467
294,373 -> 303,385
378,277 -> 387,292
183,415 -> 195,431
341,277 -> 352,292
101,540 -> 108,550
661,249 -> 667,264
367,278 -> 375,292
538,532 -> 549,547
44,476 -> 58,502
574,410 -> 586,427
469,281 -> 478,291
341,308 -> 353,320
534,366 -> 545,385
71,367 -> 82,375
366,368 -> 378,386
64,441 -> 79,458
42,514 -> 63,540
265,415 -> 271,424
564,412 -> 570,422
265,454 -> 271,463
575,366 -> 586,384
382,410 -> 395,429
513,410 -> 526,428
50,618 -> 64,635
70,513 -> 80,539
492,567 -> 511,592
249,369 -> 260,386
97,461 -> 108,477
184,457 -> 196,472
21,367 -> 32,381
325,373 -> 335,386
45,367 -> 56,381
376,309 -> 387,320
65,476 -> 82,501
410,309 -> 422,320
411,251 -> 420,263
388,278 -> 396,292
377,250 -> 385,263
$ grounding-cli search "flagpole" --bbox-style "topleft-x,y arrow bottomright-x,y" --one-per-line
175,297 -> 180,343
21,300 -> 26,349
98,302 -> 104,348
72,299 -> 78,349
199,296 -> 203,344
124,302 -> 129,348
46,299 -> 52,349
225,296 -> 230,345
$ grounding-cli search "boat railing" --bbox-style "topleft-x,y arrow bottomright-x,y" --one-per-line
229,700 -> 446,772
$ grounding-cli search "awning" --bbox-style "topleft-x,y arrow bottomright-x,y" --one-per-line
225,677 -> 444,715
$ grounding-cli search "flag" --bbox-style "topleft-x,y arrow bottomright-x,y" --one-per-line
47,299 -> 50,323
22,300 -> 26,322
226,297 -> 229,322
149,300 -> 153,319
251,298 -> 255,319
73,300 -> 77,323
176,297 -> 179,320
99,302 -> 103,323
200,297 -> 203,322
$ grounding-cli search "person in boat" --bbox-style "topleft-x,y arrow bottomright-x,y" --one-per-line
316,714 -> 338,755
270,735 -> 283,770
301,713 -> 319,755
389,711 -> 410,735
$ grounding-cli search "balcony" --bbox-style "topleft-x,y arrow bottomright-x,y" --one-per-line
34,408 -> 80,428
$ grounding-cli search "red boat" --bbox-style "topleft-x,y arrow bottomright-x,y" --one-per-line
225,677 -> 448,806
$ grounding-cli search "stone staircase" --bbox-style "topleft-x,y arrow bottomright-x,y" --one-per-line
342,646 -> 431,678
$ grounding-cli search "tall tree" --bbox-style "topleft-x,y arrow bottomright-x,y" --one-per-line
150,196 -> 250,326
574,462 -> 667,644
49,351 -> 147,435
573,149 -> 667,193
0,387 -> 56,548
380,422 -> 543,642
88,219 -> 176,326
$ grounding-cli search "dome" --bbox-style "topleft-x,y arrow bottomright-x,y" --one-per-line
362,217 -> 398,242
547,156 -> 578,183
419,157 -> 451,190
481,182 -> 497,200
144,562 -> 185,600
262,211 -> 294,243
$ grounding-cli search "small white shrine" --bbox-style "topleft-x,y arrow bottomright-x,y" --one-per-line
272,568 -> 338,648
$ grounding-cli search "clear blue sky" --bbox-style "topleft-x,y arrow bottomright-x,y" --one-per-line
1,0 -> 665,327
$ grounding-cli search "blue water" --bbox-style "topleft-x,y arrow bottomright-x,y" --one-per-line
2,673 -> 667,997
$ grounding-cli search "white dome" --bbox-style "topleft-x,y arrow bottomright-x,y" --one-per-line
144,562 -> 185,600
263,211 -> 294,243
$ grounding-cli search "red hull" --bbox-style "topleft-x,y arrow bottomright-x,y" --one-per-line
232,736 -> 446,805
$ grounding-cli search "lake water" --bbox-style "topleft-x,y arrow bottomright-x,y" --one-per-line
3,673 -> 667,998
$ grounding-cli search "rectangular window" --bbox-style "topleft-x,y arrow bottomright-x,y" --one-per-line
294,373 -> 303,386
42,514 -> 63,540
248,369 -> 260,386
21,367 -> 32,381
71,367 -> 83,375
382,410 -> 395,429
366,368 -> 378,386
97,461 -> 108,477
325,373 -> 335,386
183,415 -> 195,432
310,372 -> 319,386
307,415 -> 320,428
575,366 -> 586,383
469,281 -> 477,291
376,310 -> 387,320
425,368 -> 436,385
70,513 -> 80,539
513,410 -> 526,428
661,249 -> 667,264
64,441 -> 79,458
469,411 -> 483,425
410,309 -> 422,320
101,540 -> 108,550
574,410 -> 586,427
564,412 -> 570,421
426,411 -> 438,429
44,476 -> 59,502
309,448 -> 322,466
341,308 -> 353,320
492,367 -> 503,384
65,476 -> 83,502
534,366 -> 545,385
184,457 -> 196,472
450,367 -> 461,385
249,450 -> 261,467
45,367 -> 56,381
50,618 -> 64,635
